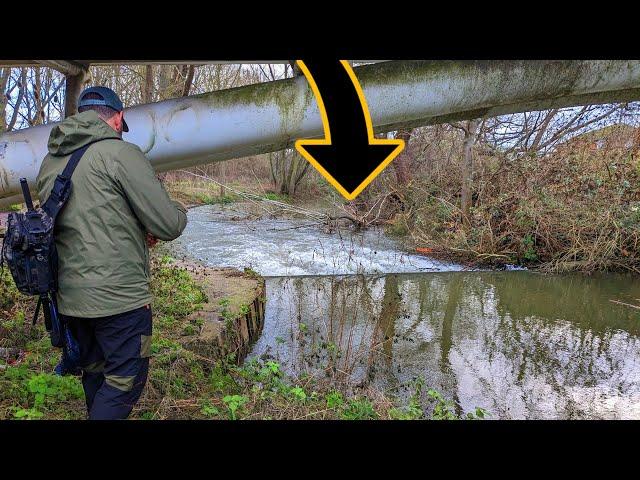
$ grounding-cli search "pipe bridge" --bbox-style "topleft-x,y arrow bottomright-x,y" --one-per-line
2,60 -> 640,207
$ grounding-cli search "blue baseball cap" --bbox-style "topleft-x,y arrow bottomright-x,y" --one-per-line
78,86 -> 129,132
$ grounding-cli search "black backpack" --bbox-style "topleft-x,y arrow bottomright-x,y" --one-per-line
1,141 -> 104,351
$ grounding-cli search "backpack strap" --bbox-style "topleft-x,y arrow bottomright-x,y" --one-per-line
42,138 -> 119,220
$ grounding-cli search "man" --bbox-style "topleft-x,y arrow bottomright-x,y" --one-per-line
36,86 -> 188,420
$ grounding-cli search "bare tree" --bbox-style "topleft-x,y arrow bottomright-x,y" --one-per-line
268,148 -> 311,195
249,63 -> 312,196
460,119 -> 480,221
181,65 -> 196,97
0,68 -> 9,132
449,119 -> 480,222
392,129 -> 414,185
143,65 -> 154,103
481,103 -> 639,156
7,69 -> 27,130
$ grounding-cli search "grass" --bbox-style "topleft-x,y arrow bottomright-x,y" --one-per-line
163,179 -> 239,207
196,192 -> 237,205
0,252 -> 485,420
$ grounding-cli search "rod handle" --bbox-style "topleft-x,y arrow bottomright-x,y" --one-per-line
19,178 -> 34,211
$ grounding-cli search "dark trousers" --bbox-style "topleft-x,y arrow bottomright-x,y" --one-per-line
62,305 -> 153,420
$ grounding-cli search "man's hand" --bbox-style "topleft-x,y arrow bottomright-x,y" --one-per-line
146,233 -> 159,248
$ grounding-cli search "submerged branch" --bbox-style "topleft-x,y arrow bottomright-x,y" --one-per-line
609,299 -> 640,310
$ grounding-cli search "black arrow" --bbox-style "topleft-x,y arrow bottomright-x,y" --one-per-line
295,60 -> 404,200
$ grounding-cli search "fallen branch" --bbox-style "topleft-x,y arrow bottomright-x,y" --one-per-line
609,299 -> 640,310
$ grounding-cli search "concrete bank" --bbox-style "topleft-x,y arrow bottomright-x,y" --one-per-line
172,260 -> 266,364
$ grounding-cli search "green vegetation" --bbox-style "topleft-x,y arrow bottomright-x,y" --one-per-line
152,254 -> 208,318
262,192 -> 290,203
1,265 -> 87,419
11,370 -> 84,419
196,192 -> 236,205
341,398 -> 378,420
521,234 -> 538,263
242,267 -> 260,279
0,268 -> 21,310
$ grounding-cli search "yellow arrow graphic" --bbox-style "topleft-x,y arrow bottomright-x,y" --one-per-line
294,60 -> 405,201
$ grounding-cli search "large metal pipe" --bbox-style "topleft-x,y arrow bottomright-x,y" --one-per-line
2,60 -> 640,208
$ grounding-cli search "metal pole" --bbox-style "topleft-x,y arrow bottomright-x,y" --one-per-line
2,60 -> 640,206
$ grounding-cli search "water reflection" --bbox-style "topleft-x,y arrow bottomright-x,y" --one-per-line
249,271 -> 640,419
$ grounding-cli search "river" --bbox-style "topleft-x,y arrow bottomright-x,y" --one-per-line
170,205 -> 640,419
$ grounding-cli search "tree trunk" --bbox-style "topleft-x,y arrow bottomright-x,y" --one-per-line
0,68 -> 9,132
393,129 -> 414,185
158,65 -> 174,100
269,152 -> 278,187
8,69 -> 27,129
143,65 -> 154,103
64,70 -> 87,118
182,65 -> 196,97
269,149 -> 311,196
33,67 -> 44,125
460,119 -> 479,223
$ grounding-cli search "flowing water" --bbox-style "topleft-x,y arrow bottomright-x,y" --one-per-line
171,205 -> 640,419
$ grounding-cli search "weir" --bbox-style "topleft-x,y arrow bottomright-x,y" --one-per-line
2,60 -> 640,207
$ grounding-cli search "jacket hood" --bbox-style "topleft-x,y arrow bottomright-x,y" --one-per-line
47,110 -> 121,156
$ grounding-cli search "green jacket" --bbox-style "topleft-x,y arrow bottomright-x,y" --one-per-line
36,110 -> 187,318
